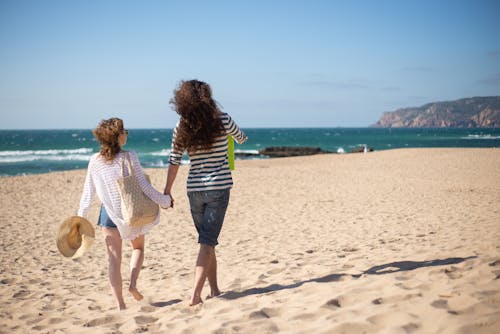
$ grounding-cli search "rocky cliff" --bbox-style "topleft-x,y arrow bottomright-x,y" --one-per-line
373,96 -> 500,128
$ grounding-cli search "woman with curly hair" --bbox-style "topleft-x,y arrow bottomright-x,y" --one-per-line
164,80 -> 247,306
78,117 -> 171,310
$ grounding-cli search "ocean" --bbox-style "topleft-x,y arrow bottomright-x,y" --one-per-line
1,128 -> 499,177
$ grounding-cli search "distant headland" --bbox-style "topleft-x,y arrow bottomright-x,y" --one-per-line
372,96 -> 500,128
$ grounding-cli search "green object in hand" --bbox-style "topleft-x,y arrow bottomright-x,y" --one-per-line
228,136 -> 235,170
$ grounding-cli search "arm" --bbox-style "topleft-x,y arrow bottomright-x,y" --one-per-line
77,160 -> 96,218
163,122 -> 184,207
128,151 -> 171,208
164,164 -> 179,197
226,114 -> 248,144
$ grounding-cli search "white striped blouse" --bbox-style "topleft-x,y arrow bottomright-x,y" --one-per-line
78,150 -> 171,240
168,113 -> 248,192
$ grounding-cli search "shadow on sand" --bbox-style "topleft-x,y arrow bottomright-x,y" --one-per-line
219,256 -> 477,300
151,299 -> 183,308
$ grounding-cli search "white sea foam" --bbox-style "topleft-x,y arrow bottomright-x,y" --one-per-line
461,134 -> 500,140
0,148 -> 93,163
0,154 -> 92,163
151,149 -> 171,156
145,160 -> 167,167
0,148 -> 93,156
235,149 -> 260,155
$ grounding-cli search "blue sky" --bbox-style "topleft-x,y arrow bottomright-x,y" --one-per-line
1,0 -> 499,129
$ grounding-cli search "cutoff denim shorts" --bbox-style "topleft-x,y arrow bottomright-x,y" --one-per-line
98,205 -> 117,229
187,189 -> 230,246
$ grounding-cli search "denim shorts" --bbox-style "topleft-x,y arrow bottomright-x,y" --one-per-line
188,189 -> 230,246
98,205 -> 117,228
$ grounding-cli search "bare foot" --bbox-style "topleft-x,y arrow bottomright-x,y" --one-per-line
118,303 -> 127,310
206,290 -> 221,299
129,287 -> 144,301
189,295 -> 203,306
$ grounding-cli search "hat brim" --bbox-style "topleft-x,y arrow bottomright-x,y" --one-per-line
56,216 -> 95,258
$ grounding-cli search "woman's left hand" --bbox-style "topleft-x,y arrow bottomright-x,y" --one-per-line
164,192 -> 174,208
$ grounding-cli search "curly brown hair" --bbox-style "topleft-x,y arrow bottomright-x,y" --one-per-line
170,80 -> 224,151
93,118 -> 124,161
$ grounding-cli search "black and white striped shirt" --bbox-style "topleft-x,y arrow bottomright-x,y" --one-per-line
168,113 -> 248,192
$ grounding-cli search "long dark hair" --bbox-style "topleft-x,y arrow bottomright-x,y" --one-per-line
170,80 -> 224,151
93,118 -> 124,161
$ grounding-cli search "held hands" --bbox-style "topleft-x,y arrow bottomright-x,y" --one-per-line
160,194 -> 173,209
163,189 -> 175,209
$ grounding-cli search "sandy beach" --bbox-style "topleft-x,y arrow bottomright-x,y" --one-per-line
1,148 -> 499,334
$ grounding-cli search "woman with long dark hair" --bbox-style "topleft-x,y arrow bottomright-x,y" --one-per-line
164,80 -> 247,306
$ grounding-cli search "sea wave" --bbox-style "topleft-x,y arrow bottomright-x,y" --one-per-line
0,155 -> 92,163
150,149 -> 260,157
461,134 -> 500,140
235,149 -> 260,155
0,148 -> 93,163
151,149 -> 171,156
0,148 -> 93,156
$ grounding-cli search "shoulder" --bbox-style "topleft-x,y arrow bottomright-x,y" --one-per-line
88,153 -> 100,165
124,150 -> 142,165
219,112 -> 231,122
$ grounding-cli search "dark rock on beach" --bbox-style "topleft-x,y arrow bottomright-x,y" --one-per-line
350,145 -> 374,153
259,146 -> 331,158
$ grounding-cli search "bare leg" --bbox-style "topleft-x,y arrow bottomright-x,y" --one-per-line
129,234 -> 145,301
190,244 -> 215,306
102,228 -> 125,310
207,250 -> 220,298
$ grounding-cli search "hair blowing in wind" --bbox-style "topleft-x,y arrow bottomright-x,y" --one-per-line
170,80 -> 224,151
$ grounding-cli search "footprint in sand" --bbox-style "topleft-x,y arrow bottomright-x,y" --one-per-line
402,323 -> 420,333
367,312 -> 419,330
42,303 -> 55,311
492,270 -> 500,280
140,305 -> 157,313
26,314 -> 44,326
372,293 -> 423,305
13,290 -> 30,298
87,304 -> 101,311
291,312 -> 317,321
324,298 -> 341,309
431,299 -> 448,309
0,278 -> 15,284
444,266 -> 462,279
84,315 -> 118,327
48,317 -> 65,325
489,259 -> 500,267
134,315 -> 158,325
249,309 -> 270,319
267,267 -> 285,275
323,295 -> 357,309
456,318 -> 500,333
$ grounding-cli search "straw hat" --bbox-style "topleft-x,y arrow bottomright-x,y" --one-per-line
56,216 -> 95,258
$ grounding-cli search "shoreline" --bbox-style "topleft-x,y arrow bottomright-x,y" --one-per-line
1,148 -> 499,333
1,146 -> 499,178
